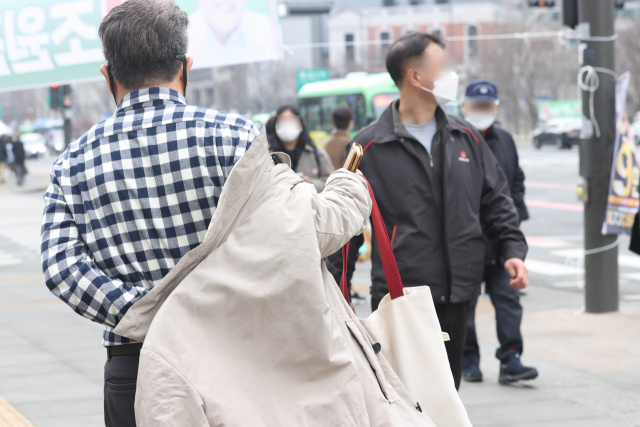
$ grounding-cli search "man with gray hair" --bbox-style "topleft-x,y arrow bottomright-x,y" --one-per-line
40,1 -> 261,425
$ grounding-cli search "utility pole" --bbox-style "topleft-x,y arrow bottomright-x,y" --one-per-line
578,0 -> 618,313
62,85 -> 73,148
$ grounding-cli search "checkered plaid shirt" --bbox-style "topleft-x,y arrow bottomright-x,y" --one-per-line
41,88 -> 260,346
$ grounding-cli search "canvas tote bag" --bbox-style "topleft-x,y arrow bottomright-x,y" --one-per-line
339,178 -> 473,427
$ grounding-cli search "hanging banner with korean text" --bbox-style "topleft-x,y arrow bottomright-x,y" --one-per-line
602,72 -> 640,235
0,0 -> 282,92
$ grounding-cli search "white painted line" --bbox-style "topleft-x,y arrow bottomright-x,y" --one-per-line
623,294 -> 640,301
525,259 -> 582,276
551,249 -> 584,258
551,250 -> 640,269
618,255 -> 640,269
526,236 -> 576,248
552,281 -> 583,288
621,272 -> 640,281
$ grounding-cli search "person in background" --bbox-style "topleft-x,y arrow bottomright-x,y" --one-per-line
11,132 -> 26,186
324,106 -> 354,170
461,79 -> 538,385
268,105 -> 334,192
327,33 -> 529,389
0,135 -> 8,184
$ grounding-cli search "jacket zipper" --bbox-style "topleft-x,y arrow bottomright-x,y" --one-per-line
432,132 -> 452,303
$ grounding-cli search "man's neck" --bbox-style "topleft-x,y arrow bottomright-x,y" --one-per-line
115,82 -> 184,105
397,91 -> 438,125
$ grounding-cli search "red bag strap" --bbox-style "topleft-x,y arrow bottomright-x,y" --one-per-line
340,175 -> 405,302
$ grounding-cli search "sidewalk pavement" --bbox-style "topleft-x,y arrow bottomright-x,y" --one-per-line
0,159 -> 52,196
352,269 -> 640,427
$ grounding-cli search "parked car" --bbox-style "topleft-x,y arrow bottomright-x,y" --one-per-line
532,117 -> 582,149
21,133 -> 47,159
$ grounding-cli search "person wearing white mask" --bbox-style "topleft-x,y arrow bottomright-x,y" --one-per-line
461,79 -> 537,385
326,33 -> 529,389
267,105 -> 334,192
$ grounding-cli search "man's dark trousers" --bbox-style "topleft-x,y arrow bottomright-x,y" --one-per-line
464,263 -> 523,366
104,345 -> 141,427
372,297 -> 471,390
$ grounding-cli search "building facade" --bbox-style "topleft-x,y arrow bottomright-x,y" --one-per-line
328,2 -> 514,74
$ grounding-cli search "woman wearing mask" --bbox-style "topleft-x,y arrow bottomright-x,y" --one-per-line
268,105 -> 334,192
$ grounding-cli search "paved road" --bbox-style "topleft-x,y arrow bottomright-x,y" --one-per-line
0,147 -> 639,426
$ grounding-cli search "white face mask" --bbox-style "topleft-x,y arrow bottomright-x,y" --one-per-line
276,122 -> 302,143
464,112 -> 496,131
419,71 -> 459,106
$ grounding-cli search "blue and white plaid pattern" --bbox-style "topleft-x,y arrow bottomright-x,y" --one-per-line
41,88 -> 260,346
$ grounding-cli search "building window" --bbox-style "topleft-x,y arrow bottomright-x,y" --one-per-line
380,31 -> 390,58
468,25 -> 478,57
345,33 -> 355,62
205,88 -> 214,107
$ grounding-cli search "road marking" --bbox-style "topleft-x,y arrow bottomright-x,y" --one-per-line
526,181 -> 577,190
0,395 -> 34,427
526,236 -> 577,248
525,199 -> 584,212
525,259 -> 582,276
623,294 -> 640,301
552,250 -> 640,269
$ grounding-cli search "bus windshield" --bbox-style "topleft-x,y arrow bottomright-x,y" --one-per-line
300,94 -> 367,133
372,93 -> 399,118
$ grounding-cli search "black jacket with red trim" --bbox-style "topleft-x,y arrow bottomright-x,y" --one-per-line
327,101 -> 527,305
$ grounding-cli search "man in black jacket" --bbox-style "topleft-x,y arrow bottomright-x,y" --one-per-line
327,33 -> 528,389
460,80 -> 538,384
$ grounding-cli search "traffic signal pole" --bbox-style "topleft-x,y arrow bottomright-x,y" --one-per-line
62,85 -> 72,148
578,0 -> 618,313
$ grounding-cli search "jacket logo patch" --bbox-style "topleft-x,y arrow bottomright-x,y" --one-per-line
458,151 -> 470,163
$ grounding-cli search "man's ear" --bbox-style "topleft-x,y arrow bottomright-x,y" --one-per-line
405,66 -> 424,90
100,65 -> 113,94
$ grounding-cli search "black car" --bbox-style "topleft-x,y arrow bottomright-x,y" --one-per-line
532,118 -> 582,149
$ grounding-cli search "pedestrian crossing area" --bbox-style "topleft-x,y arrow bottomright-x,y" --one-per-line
524,235 -> 640,300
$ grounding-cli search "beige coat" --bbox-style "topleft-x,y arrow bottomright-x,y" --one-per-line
114,130 -> 436,427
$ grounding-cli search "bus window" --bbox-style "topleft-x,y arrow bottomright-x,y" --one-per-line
300,94 -> 367,133
372,93 -> 400,119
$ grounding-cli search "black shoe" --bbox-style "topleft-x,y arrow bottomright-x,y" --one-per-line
350,292 -> 366,305
499,352 -> 538,384
351,292 -> 365,300
462,364 -> 483,382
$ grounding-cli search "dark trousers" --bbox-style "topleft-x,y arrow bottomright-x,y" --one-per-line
372,296 -> 470,390
104,351 -> 139,427
463,264 -> 523,367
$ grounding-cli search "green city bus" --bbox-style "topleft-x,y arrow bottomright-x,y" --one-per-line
298,73 -> 400,143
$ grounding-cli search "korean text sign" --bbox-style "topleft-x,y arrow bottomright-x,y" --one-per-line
602,72 -> 640,235
0,0 -> 282,92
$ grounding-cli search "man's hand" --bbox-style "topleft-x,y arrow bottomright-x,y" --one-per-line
303,175 -> 312,183
504,258 -> 529,289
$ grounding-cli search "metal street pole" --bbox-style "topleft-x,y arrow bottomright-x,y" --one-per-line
62,85 -> 72,148
578,0 -> 618,313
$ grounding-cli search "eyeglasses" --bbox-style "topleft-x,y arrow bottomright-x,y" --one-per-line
107,54 -> 188,105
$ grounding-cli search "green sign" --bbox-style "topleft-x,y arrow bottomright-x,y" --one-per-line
536,99 -> 582,119
0,0 -> 104,92
297,68 -> 330,90
0,0 -> 282,92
